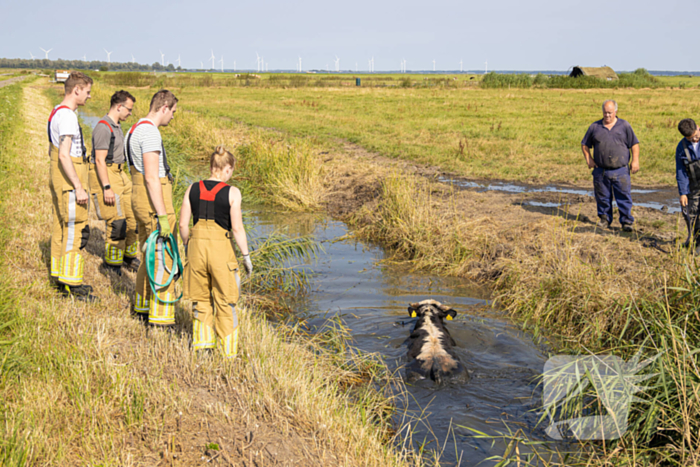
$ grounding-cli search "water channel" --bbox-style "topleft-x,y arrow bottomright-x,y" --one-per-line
80,112 -> 570,464
248,209 -> 559,466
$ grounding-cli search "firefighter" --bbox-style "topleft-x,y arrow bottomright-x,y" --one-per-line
127,89 -> 179,326
179,146 -> 253,358
89,90 -> 140,274
48,71 -> 96,300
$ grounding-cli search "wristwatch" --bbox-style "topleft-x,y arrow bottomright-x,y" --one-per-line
103,185 -> 111,190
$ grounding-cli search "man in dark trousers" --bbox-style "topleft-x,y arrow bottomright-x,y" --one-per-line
676,118 -> 700,249
581,100 -> 640,232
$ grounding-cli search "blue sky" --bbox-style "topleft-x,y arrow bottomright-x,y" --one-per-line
0,0 -> 692,71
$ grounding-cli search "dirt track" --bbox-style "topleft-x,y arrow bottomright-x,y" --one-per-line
0,75 -> 29,89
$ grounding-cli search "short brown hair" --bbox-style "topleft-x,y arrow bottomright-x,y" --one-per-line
149,89 -> 178,112
64,72 -> 93,94
679,118 -> 698,138
210,145 -> 236,171
110,90 -> 136,108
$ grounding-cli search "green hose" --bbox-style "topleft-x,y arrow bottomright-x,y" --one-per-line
144,230 -> 183,304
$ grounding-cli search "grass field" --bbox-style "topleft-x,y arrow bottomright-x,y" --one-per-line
141,79 -> 698,186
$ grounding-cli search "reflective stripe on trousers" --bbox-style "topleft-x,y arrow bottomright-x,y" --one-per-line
131,171 -> 178,325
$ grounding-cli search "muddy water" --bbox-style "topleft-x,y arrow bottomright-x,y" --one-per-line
440,176 -> 682,214
249,209 -> 562,466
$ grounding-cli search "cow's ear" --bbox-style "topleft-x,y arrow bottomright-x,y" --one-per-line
408,304 -> 419,318
444,308 -> 457,321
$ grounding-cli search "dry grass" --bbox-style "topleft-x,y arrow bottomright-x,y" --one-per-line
351,172 -> 683,346
0,82 -> 418,466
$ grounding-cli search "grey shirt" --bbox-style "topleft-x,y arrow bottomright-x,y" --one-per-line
581,118 -> 639,170
92,115 -> 126,164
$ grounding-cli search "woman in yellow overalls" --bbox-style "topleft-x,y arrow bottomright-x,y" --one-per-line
179,146 -> 252,358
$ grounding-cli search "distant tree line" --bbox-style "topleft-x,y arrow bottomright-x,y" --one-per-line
0,57 -> 180,72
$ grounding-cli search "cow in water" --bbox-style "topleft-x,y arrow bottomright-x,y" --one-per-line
404,299 -> 469,385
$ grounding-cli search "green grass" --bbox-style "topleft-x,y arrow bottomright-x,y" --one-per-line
76,70 -> 700,187
149,79 -> 695,185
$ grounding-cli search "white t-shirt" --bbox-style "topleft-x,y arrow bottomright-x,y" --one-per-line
693,141 -> 700,156
128,118 -> 167,177
49,106 -> 84,159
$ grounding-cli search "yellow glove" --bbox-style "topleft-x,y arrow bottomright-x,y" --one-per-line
157,215 -> 171,238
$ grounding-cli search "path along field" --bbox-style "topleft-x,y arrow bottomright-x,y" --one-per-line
0,79 -> 420,466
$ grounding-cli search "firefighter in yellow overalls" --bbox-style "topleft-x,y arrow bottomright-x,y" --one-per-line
89,90 -> 139,275
179,146 -> 252,358
47,72 -> 96,301
127,90 -> 180,326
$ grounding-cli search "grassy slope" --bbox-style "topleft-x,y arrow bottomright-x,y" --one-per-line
0,81 -> 416,466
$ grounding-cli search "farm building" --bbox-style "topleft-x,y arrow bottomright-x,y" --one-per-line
569,66 -> 618,81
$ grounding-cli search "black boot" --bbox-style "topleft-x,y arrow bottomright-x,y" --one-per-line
58,283 -> 98,302
123,256 -> 141,272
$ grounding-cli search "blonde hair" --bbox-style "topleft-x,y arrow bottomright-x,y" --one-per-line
210,145 -> 236,172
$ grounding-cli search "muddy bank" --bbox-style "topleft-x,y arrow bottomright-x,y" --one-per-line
322,140 -> 681,245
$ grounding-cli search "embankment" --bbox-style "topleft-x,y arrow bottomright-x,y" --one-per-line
0,81 -> 415,465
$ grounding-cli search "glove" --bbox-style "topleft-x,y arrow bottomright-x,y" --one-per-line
157,215 -> 171,238
242,254 -> 253,274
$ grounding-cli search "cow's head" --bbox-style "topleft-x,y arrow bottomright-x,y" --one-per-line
408,299 -> 457,321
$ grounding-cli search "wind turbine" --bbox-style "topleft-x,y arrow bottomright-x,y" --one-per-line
334,55 -> 340,72
433,59 -> 436,72
83,54 -> 87,62
176,54 -> 181,68
460,59 -> 463,73
256,52 -> 260,72
298,56 -> 302,72
131,54 -> 136,64
159,50 -> 165,66
104,49 -> 112,63
485,61 -> 488,74
233,61 -> 236,72
210,50 -> 216,69
200,61 -> 204,69
40,47 -> 52,59
29,51 -> 35,60
220,55 -> 224,73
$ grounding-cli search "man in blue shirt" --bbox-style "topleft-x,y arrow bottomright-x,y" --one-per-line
581,100 -> 640,232
676,118 -> 700,248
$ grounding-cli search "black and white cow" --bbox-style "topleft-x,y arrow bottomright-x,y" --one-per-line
404,299 -> 469,385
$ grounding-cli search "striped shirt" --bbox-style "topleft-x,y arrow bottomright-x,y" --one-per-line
128,118 -> 167,177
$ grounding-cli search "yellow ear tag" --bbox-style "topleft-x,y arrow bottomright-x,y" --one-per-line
446,315 -> 453,321
411,311 -> 417,318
